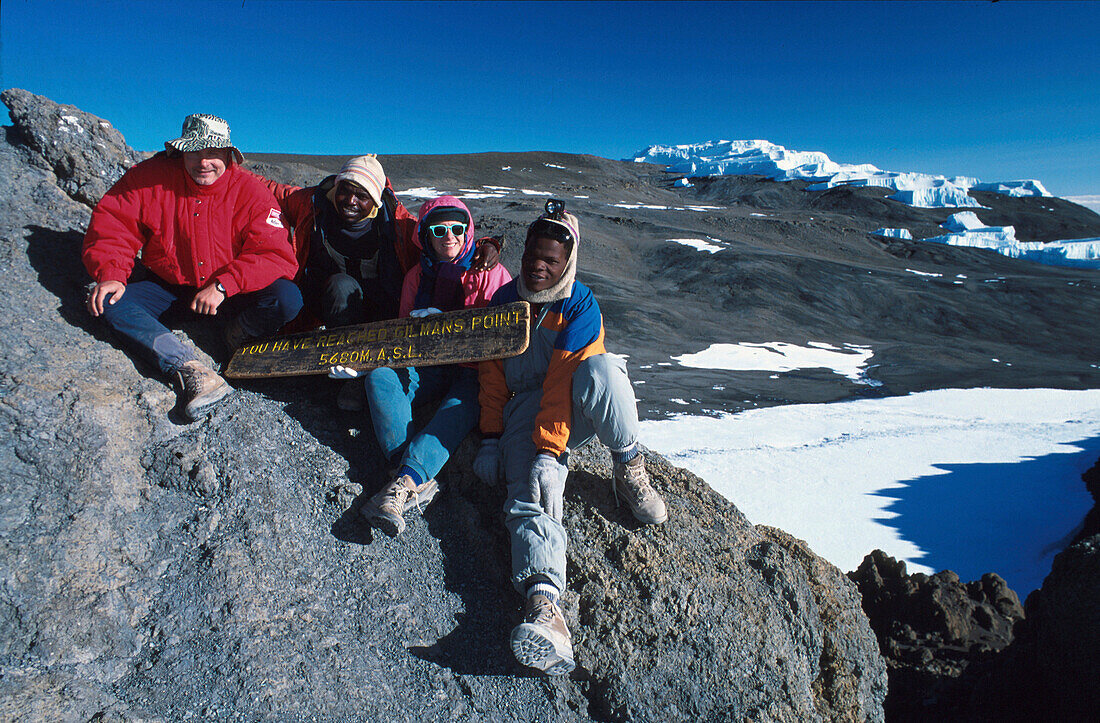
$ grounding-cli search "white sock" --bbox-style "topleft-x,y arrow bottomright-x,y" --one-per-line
527,582 -> 560,605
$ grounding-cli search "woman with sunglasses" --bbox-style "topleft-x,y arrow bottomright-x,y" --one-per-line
353,196 -> 511,537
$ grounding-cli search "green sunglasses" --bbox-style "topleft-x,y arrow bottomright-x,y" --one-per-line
428,223 -> 467,238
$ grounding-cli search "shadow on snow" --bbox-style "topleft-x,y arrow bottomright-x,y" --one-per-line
871,433 -> 1100,596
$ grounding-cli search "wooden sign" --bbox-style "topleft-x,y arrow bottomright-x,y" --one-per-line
224,301 -> 530,379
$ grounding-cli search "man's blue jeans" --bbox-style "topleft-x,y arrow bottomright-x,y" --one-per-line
364,365 -> 480,484
99,275 -> 303,375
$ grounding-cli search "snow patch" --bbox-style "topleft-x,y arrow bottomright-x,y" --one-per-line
455,191 -> 507,199
673,341 -> 875,384
398,187 -> 440,198
611,203 -> 669,210
669,238 -> 723,254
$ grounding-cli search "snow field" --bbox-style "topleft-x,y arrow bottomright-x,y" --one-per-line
640,388 -> 1100,594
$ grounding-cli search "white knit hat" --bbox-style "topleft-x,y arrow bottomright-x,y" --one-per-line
327,154 -> 386,207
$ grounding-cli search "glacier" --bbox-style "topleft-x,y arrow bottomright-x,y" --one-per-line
633,140 -> 1051,209
872,228 -> 913,240
922,212 -> 1100,269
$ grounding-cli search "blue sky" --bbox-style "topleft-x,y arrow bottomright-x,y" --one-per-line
2,1 -> 1098,199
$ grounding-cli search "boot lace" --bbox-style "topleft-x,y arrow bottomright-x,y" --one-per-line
614,460 -> 656,508
526,595 -> 556,625
177,365 -> 205,396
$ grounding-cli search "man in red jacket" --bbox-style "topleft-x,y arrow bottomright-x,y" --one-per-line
83,114 -> 302,420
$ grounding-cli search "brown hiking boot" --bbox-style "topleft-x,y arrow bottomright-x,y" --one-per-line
175,360 -> 232,420
613,455 -> 668,524
510,594 -> 575,676
362,474 -> 439,537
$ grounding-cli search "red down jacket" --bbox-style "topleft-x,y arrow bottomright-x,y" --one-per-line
83,153 -> 298,296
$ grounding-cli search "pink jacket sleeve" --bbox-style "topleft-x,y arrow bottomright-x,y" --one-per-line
463,264 -> 513,309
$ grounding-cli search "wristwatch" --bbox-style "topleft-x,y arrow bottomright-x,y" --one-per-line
214,280 -> 227,295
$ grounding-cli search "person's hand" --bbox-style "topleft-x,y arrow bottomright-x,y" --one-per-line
473,438 -> 501,486
328,365 -> 360,379
190,283 -> 225,315
410,307 -> 442,318
527,452 -> 566,521
471,237 -> 502,271
86,280 -> 126,316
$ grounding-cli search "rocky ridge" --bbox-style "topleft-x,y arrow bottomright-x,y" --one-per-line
849,535 -> 1100,722
0,89 -> 887,721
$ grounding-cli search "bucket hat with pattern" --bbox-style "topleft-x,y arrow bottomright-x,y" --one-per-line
165,114 -> 244,164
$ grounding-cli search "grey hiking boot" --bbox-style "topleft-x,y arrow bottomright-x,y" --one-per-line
336,378 -> 366,412
613,455 -> 668,524
362,474 -> 439,537
175,360 -> 232,420
510,594 -> 575,676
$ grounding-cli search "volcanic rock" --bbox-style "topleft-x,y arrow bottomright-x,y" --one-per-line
977,533 -> 1100,722
1,88 -> 140,207
848,551 -> 1023,719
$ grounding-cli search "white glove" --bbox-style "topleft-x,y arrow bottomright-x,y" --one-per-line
410,307 -> 442,318
473,438 -> 501,486
528,452 -> 567,521
328,365 -> 360,379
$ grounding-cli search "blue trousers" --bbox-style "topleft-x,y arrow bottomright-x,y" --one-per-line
364,365 -> 480,484
99,276 -> 303,375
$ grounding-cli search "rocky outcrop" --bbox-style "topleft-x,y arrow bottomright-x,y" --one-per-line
0,91 -> 886,721
848,551 -> 1024,719
1070,458 -> 1100,545
850,534 -> 1100,722
1,88 -> 140,207
979,533 -> 1100,722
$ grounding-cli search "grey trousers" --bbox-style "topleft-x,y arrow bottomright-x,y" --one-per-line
502,353 -> 639,594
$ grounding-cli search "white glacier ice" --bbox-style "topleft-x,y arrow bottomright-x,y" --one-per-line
922,212 -> 1100,269
633,140 -> 1051,209
872,228 -> 913,239
971,179 -> 1051,197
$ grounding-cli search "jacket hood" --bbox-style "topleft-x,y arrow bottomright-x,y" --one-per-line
416,195 -> 475,262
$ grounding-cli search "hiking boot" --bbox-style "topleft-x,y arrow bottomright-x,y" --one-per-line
510,594 -> 575,676
175,360 -> 232,420
336,378 -> 366,412
613,455 -> 668,524
223,315 -> 256,355
362,474 -> 439,537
